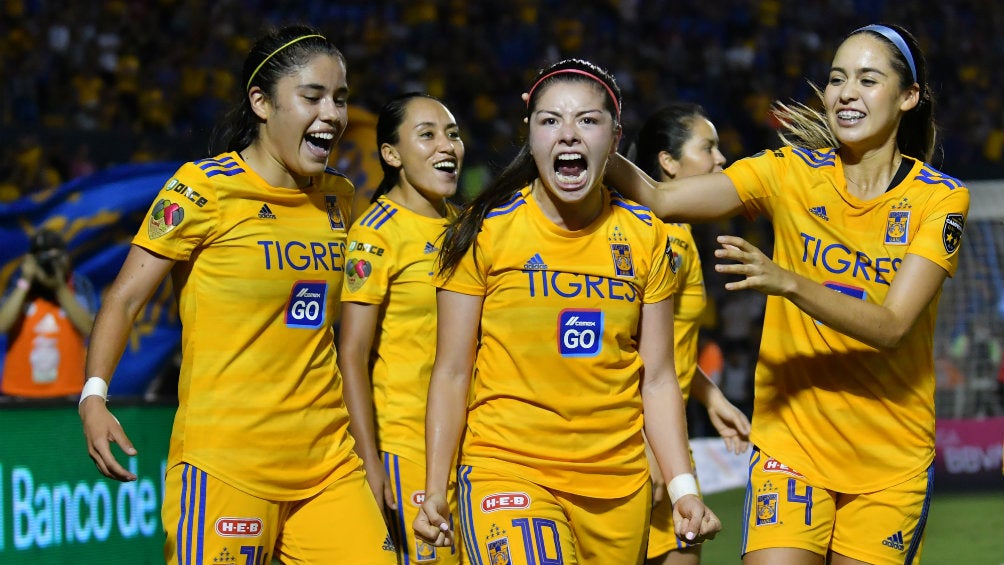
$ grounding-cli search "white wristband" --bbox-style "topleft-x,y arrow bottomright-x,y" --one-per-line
79,377 -> 109,406
667,473 -> 699,505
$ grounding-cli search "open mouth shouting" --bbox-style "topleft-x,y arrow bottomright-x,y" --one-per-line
304,131 -> 336,159
554,152 -> 588,188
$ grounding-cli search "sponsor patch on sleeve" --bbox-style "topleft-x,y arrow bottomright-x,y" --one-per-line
942,213 -> 964,254
345,258 -> 372,292
148,198 -> 185,239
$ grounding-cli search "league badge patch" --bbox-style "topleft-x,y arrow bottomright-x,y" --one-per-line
884,210 -> 910,245
148,198 -> 184,239
345,258 -> 372,292
325,195 -> 345,230
610,243 -> 635,278
943,213 -> 964,254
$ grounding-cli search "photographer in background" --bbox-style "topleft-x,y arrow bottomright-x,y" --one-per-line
0,229 -> 96,399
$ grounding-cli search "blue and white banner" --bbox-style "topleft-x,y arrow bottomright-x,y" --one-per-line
0,162 -> 185,395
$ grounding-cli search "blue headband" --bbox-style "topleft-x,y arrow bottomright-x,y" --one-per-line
854,25 -> 917,84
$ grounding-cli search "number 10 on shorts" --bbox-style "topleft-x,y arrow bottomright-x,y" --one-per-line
558,309 -> 604,357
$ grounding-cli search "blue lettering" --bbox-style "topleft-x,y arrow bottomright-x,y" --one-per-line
584,275 -> 605,298
821,242 -> 852,274
607,278 -> 637,302
523,270 -> 639,302
800,233 -> 903,285
259,240 -> 346,271
327,241 -> 344,272
257,240 -> 275,269
551,272 -> 582,298
800,232 -> 821,265
851,252 -> 872,281
874,257 -> 893,285
285,241 -> 309,270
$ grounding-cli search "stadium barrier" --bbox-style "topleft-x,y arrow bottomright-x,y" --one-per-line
1,401 -> 999,564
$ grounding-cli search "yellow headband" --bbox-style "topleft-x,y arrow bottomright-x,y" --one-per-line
246,34 -> 325,91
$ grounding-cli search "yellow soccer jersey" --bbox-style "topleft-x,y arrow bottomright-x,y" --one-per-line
341,196 -> 458,464
723,147 -> 970,493
437,184 -> 679,499
664,222 -> 706,400
133,153 -> 358,500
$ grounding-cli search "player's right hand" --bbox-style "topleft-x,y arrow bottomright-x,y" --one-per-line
80,397 -> 138,481
414,492 -> 454,547
673,494 -> 721,543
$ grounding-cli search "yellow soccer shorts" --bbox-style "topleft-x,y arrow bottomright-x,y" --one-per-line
456,465 -> 651,565
163,462 -> 397,565
742,447 -> 933,565
384,451 -> 465,564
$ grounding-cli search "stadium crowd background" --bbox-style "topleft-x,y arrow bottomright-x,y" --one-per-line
0,0 -> 1002,417
3,1 -> 1004,195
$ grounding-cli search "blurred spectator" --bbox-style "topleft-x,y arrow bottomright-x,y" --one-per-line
0,229 -> 97,399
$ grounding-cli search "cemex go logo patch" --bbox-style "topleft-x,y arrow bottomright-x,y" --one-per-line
215,517 -> 263,537
558,309 -> 603,357
285,281 -> 327,329
481,492 -> 531,513
148,198 -> 184,239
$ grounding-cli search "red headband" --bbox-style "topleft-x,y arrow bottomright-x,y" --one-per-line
525,68 -> 621,120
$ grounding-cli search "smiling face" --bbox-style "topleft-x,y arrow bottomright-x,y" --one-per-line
528,79 -> 619,223
383,97 -> 464,214
661,116 -> 726,180
252,53 -> 348,185
824,33 -> 919,155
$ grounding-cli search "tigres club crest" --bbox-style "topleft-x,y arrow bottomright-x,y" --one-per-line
414,539 -> 437,562
884,210 -> 910,245
325,195 -> 345,230
148,198 -> 184,239
486,537 -> 511,565
610,243 -> 635,278
943,213 -> 964,254
755,492 -> 778,526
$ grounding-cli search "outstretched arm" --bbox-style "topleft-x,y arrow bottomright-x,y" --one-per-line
414,289 -> 481,547
605,153 -> 746,222
715,235 -> 949,349
81,245 -> 174,481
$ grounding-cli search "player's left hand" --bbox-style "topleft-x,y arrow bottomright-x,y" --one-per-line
714,235 -> 794,296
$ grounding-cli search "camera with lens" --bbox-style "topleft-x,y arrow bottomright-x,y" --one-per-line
29,229 -> 68,278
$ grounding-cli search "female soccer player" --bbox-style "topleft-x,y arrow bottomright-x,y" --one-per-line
339,92 -> 466,564
608,24 -> 969,565
79,25 -> 396,564
632,103 -> 751,565
414,59 -> 720,565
